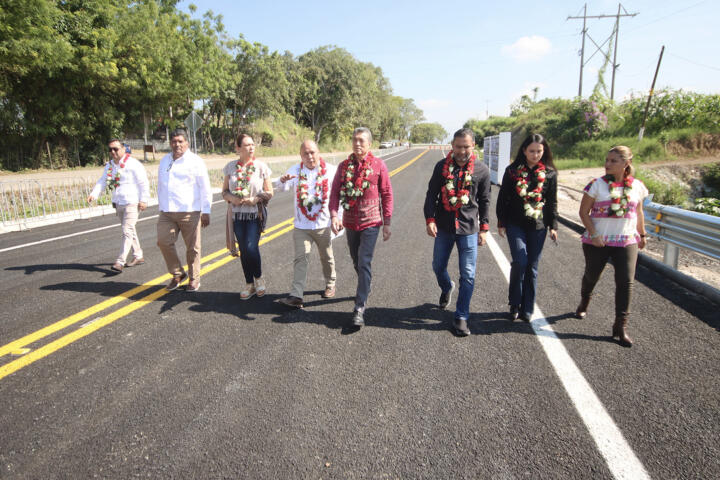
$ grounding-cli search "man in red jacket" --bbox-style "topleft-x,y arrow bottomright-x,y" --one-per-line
330,127 -> 393,327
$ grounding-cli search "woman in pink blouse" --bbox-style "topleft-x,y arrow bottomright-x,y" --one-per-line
576,146 -> 649,347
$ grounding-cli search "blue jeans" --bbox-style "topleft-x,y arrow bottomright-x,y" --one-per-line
432,230 -> 478,320
234,218 -> 262,284
346,226 -> 380,312
506,224 -> 547,315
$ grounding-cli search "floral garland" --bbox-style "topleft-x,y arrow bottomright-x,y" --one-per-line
233,159 -> 256,197
603,174 -> 634,217
440,152 -> 474,212
297,159 -> 328,221
514,162 -> 546,219
106,154 -> 129,191
339,154 -> 373,210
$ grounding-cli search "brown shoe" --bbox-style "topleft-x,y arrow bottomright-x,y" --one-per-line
322,286 -> 336,298
110,261 -> 124,273
126,257 -> 145,267
278,296 -> 303,308
166,272 -> 188,291
186,279 -> 201,292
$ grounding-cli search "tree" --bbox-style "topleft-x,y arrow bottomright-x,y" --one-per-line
410,123 -> 447,143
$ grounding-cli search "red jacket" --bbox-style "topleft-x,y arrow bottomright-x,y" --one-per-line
329,152 -> 393,231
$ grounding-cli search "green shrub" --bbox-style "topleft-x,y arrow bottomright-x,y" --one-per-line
701,162 -> 720,192
635,169 -> 690,206
692,198 -> 720,216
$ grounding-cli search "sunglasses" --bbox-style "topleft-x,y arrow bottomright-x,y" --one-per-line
109,147 -> 121,152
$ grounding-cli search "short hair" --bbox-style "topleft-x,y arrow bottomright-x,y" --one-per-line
300,139 -> 318,151
108,138 -> 122,146
515,133 -> 556,171
236,133 -> 254,147
453,128 -> 475,143
170,128 -> 189,142
609,145 -> 635,178
353,127 -> 372,143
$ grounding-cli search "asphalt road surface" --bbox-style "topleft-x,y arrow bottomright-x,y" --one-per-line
0,148 -> 718,479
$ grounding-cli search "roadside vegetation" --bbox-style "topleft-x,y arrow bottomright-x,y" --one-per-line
465,89 -> 720,214
0,1 -> 425,172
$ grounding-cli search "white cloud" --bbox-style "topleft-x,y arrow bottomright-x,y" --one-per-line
417,98 -> 450,109
501,36 -> 552,62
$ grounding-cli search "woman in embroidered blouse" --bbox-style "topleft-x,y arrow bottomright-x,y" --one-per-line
576,145 -> 648,347
497,133 -> 558,322
221,134 -> 273,299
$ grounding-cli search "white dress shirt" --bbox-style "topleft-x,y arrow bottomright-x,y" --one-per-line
276,161 -> 337,230
90,156 -> 150,205
158,150 -> 212,214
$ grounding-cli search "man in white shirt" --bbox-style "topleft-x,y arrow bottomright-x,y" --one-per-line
157,129 -> 212,292
88,139 -> 150,273
276,140 -> 337,308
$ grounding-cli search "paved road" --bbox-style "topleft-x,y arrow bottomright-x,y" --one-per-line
0,148 -> 718,479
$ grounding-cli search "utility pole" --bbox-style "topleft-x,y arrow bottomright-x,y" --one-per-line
639,45 -> 665,141
567,3 -> 638,99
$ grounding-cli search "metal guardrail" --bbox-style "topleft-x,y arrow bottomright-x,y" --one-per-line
643,197 -> 720,268
0,175 -> 158,232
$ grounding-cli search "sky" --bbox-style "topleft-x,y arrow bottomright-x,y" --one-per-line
179,0 -> 719,138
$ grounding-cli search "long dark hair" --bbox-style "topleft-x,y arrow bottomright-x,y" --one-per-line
514,133 -> 555,171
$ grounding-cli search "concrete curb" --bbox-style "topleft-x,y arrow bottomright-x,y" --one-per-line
558,214 -> 720,306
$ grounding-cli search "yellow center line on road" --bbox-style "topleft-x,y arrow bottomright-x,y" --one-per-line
0,217 -> 294,360
0,150 -> 428,381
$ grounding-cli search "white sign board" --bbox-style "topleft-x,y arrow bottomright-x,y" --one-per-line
483,132 -> 511,185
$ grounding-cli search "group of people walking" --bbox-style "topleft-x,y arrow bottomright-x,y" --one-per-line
89,127 -> 648,347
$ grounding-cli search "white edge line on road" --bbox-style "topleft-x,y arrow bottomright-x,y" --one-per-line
486,233 -> 650,480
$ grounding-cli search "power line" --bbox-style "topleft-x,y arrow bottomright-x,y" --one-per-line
567,3 -> 638,99
668,52 -> 720,72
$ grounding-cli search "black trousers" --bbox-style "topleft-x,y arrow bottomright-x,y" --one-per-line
581,243 -> 639,318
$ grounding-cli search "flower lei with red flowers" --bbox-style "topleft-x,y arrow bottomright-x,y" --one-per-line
603,174 -> 634,217
339,154 -> 373,210
233,159 -> 256,198
514,162 -> 546,219
106,154 -> 129,192
296,159 -> 328,221
440,152 -> 475,213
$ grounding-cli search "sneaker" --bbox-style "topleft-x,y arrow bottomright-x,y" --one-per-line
126,257 -> 145,267
278,296 -> 303,308
110,261 -> 124,273
322,286 -> 336,298
166,272 -> 188,291
439,281 -> 455,309
509,305 -> 519,321
519,311 -> 532,323
254,277 -> 266,297
240,283 -> 256,300
453,317 -> 470,336
186,279 -> 201,292
352,309 -> 364,327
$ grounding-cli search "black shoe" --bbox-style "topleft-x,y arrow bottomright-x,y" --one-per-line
519,311 -> 532,322
509,305 -> 519,321
453,318 -> 470,336
439,281 -> 455,309
352,310 -> 364,327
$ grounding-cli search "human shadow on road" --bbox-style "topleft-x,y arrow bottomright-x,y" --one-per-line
271,303 -> 539,337
40,280 -> 159,299
537,312 -> 614,343
7,262 -> 118,276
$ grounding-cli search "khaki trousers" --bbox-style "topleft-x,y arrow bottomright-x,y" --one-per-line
157,211 -> 202,281
291,227 -> 335,298
115,203 -> 142,265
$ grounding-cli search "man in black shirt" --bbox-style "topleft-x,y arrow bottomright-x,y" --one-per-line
423,128 -> 491,336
